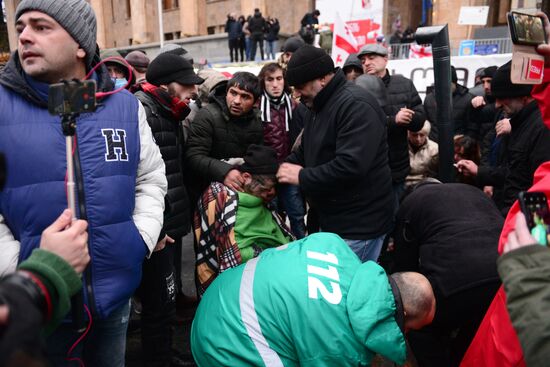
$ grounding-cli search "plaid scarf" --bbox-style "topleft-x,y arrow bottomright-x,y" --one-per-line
260,91 -> 293,131
194,182 -> 294,296
140,82 -> 190,121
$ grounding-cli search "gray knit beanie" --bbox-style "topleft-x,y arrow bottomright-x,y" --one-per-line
16,0 -> 97,69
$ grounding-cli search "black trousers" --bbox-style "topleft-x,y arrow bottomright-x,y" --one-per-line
228,38 -> 239,62
138,243 -> 177,367
408,281 -> 500,367
250,34 -> 264,61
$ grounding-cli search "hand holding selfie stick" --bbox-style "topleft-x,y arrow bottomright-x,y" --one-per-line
49,79 -> 97,333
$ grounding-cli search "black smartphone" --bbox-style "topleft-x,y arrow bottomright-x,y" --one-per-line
48,80 -> 96,116
518,191 -> 549,244
508,12 -> 547,46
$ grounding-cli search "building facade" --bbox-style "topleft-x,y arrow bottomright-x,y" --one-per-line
4,0 -> 548,54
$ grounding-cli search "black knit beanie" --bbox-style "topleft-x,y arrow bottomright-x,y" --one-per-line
480,66 -> 497,79
491,61 -> 532,99
238,145 -> 279,175
286,45 -> 335,86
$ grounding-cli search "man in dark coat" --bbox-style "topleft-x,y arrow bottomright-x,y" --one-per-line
184,72 -> 263,208
424,66 -> 474,141
390,180 -> 503,367
277,45 -> 393,262
457,61 -> 550,215
247,8 -> 266,61
133,52 -> 204,367
225,12 -> 242,63
357,43 -> 426,207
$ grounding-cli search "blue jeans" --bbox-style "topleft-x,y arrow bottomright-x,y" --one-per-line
344,234 -> 386,262
46,300 -> 131,367
278,184 -> 306,239
266,40 -> 277,59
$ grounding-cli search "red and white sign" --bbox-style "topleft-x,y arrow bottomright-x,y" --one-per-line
527,58 -> 544,80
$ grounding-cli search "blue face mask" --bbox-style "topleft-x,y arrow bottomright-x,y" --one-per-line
112,77 -> 128,89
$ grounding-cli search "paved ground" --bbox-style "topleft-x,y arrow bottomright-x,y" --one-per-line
125,233 -> 198,367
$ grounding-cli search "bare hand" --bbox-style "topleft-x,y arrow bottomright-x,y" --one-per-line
495,118 -> 511,137
223,169 -> 245,192
153,235 -> 175,252
39,209 -> 89,274
483,186 -> 494,197
471,96 -> 486,109
456,159 -> 478,177
276,163 -> 303,185
503,213 -> 538,254
395,108 -> 414,125
536,12 -> 550,67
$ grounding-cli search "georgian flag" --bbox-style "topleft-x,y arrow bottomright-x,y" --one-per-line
331,13 -> 359,67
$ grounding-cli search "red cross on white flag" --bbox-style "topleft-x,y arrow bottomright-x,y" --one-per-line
331,13 -> 359,67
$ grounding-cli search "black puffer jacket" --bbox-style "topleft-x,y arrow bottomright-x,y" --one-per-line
287,69 -> 393,239
477,100 -> 550,215
184,82 -> 263,195
424,84 -> 474,142
248,11 -> 266,37
135,90 -> 191,239
382,71 -> 425,183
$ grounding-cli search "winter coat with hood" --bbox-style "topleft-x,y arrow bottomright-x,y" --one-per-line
0,53 -> 167,319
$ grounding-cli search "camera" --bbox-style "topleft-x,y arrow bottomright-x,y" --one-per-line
508,11 -> 547,46
48,80 -> 97,116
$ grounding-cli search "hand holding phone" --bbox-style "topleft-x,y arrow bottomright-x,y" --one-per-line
518,191 -> 549,246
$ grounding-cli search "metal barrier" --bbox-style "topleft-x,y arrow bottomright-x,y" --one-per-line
388,38 -> 513,60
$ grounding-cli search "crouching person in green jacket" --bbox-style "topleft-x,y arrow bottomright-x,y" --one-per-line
191,232 -> 436,366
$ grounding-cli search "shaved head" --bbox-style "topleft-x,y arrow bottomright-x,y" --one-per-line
391,272 -> 436,332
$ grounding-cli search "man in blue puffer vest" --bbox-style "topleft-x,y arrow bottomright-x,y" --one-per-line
0,0 -> 167,366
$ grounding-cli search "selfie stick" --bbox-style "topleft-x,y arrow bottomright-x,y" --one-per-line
415,24 -> 455,183
61,113 -> 86,333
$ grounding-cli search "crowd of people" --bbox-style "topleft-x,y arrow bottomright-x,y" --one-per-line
1,0 -> 550,366
225,9 -> 280,63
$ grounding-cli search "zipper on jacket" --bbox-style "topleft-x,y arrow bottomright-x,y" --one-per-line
73,131 -> 97,316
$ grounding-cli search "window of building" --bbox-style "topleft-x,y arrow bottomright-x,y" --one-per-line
174,31 -> 181,39
164,32 -> 174,41
207,26 -> 216,35
129,38 -> 133,45
126,0 -> 131,19
162,0 -> 179,10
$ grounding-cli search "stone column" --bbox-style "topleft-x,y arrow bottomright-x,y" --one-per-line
179,0 -> 206,36
6,0 -> 17,52
89,0 -> 106,49
130,0 -> 157,44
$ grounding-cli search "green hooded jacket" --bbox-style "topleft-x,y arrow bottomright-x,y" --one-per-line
191,232 -> 406,366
